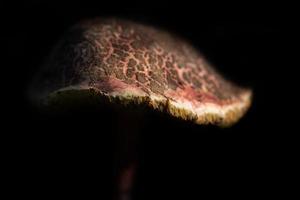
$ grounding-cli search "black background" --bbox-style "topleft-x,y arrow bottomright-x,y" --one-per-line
3,1 -> 297,199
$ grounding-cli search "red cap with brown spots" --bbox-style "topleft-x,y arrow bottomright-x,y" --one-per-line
30,18 -> 252,127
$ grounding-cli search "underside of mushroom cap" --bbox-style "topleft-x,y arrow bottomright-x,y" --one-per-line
29,18 -> 252,127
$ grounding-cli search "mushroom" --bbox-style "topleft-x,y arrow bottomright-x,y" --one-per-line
29,18 -> 252,200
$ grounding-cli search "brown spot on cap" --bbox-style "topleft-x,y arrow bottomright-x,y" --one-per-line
126,68 -> 135,78
128,58 -> 137,69
150,80 -> 165,94
136,72 -> 147,83
167,74 -> 178,90
136,64 -> 144,71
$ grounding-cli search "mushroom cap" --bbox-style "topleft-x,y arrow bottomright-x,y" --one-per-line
30,18 -> 252,127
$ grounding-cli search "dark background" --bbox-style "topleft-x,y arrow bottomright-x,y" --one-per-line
4,1 -> 296,199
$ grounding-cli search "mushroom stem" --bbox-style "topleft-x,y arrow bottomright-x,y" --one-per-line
113,110 -> 143,200
117,163 -> 136,200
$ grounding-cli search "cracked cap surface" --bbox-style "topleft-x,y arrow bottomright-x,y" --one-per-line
30,18 -> 252,127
